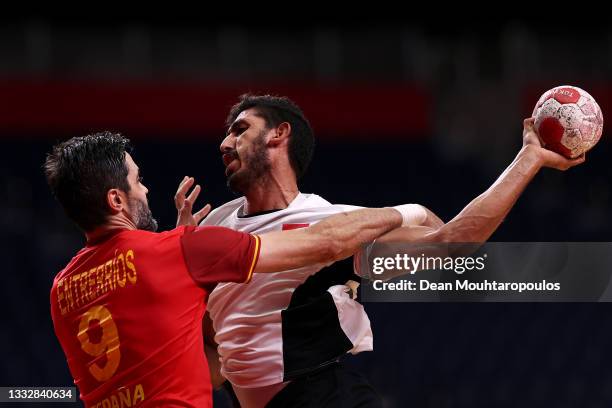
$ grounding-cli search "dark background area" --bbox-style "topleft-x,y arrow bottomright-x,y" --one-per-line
1,18 -> 611,407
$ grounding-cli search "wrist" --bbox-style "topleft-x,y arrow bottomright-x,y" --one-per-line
392,204 -> 427,227
386,208 -> 404,228
520,144 -> 544,168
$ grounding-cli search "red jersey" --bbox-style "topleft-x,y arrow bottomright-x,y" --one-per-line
50,226 -> 260,408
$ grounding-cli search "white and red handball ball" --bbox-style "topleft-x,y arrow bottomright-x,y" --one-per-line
532,85 -> 603,158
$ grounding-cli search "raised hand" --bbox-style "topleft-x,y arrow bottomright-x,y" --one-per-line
175,176 -> 212,227
522,117 -> 585,171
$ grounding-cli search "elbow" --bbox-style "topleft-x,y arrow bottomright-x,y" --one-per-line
434,227 -> 453,244
423,224 -> 453,244
434,220 -> 485,245
433,225 -> 487,258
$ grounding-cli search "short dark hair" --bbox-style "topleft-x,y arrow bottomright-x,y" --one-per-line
226,94 -> 315,179
44,132 -> 132,232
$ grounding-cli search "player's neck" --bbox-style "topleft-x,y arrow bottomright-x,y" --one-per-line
85,215 -> 137,245
243,172 -> 298,215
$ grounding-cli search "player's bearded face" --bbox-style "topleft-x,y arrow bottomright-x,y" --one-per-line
128,197 -> 158,232
227,129 -> 271,193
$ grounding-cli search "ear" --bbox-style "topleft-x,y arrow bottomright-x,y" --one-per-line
268,122 -> 291,147
106,188 -> 126,214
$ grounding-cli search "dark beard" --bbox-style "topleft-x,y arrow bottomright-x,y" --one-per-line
130,198 -> 158,232
227,130 -> 271,194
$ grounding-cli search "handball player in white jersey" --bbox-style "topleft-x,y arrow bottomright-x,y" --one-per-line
174,95 -> 584,408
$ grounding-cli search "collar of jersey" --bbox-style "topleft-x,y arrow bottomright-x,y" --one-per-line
236,192 -> 306,219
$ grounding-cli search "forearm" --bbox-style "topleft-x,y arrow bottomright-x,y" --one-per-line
201,312 -> 224,388
361,147 -> 542,280
437,145 -> 542,243
309,207 -> 403,258
256,208 -> 402,273
375,146 -> 543,246
204,343 -> 226,389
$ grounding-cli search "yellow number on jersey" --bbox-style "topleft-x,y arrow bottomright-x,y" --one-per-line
77,305 -> 121,382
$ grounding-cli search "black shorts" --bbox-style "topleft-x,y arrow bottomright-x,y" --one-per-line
266,362 -> 382,408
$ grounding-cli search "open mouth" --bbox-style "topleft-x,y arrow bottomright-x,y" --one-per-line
222,153 -> 240,176
222,153 -> 235,167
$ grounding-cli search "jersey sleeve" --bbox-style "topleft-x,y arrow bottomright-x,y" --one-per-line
179,226 -> 261,287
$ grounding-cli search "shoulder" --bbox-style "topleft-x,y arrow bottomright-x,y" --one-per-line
292,193 -> 364,219
300,193 -> 332,207
112,228 -> 187,251
300,193 -> 363,211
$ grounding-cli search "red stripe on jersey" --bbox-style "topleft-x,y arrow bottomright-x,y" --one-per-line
282,223 -> 310,231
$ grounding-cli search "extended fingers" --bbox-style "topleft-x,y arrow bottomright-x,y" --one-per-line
184,184 -> 201,209
194,204 -> 212,224
175,176 -> 195,208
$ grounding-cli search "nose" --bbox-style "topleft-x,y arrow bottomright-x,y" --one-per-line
220,135 -> 235,153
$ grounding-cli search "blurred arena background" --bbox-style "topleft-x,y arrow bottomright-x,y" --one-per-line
1,17 -> 611,407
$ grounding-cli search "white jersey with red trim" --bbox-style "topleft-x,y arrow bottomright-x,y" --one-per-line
202,193 -> 373,388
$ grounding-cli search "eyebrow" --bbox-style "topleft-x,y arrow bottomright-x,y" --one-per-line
227,119 -> 248,135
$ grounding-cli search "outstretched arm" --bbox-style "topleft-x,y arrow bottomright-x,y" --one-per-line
361,119 -> 585,279
379,119 -> 584,245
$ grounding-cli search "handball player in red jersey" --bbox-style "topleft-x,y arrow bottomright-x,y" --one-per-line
44,132 -> 416,407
